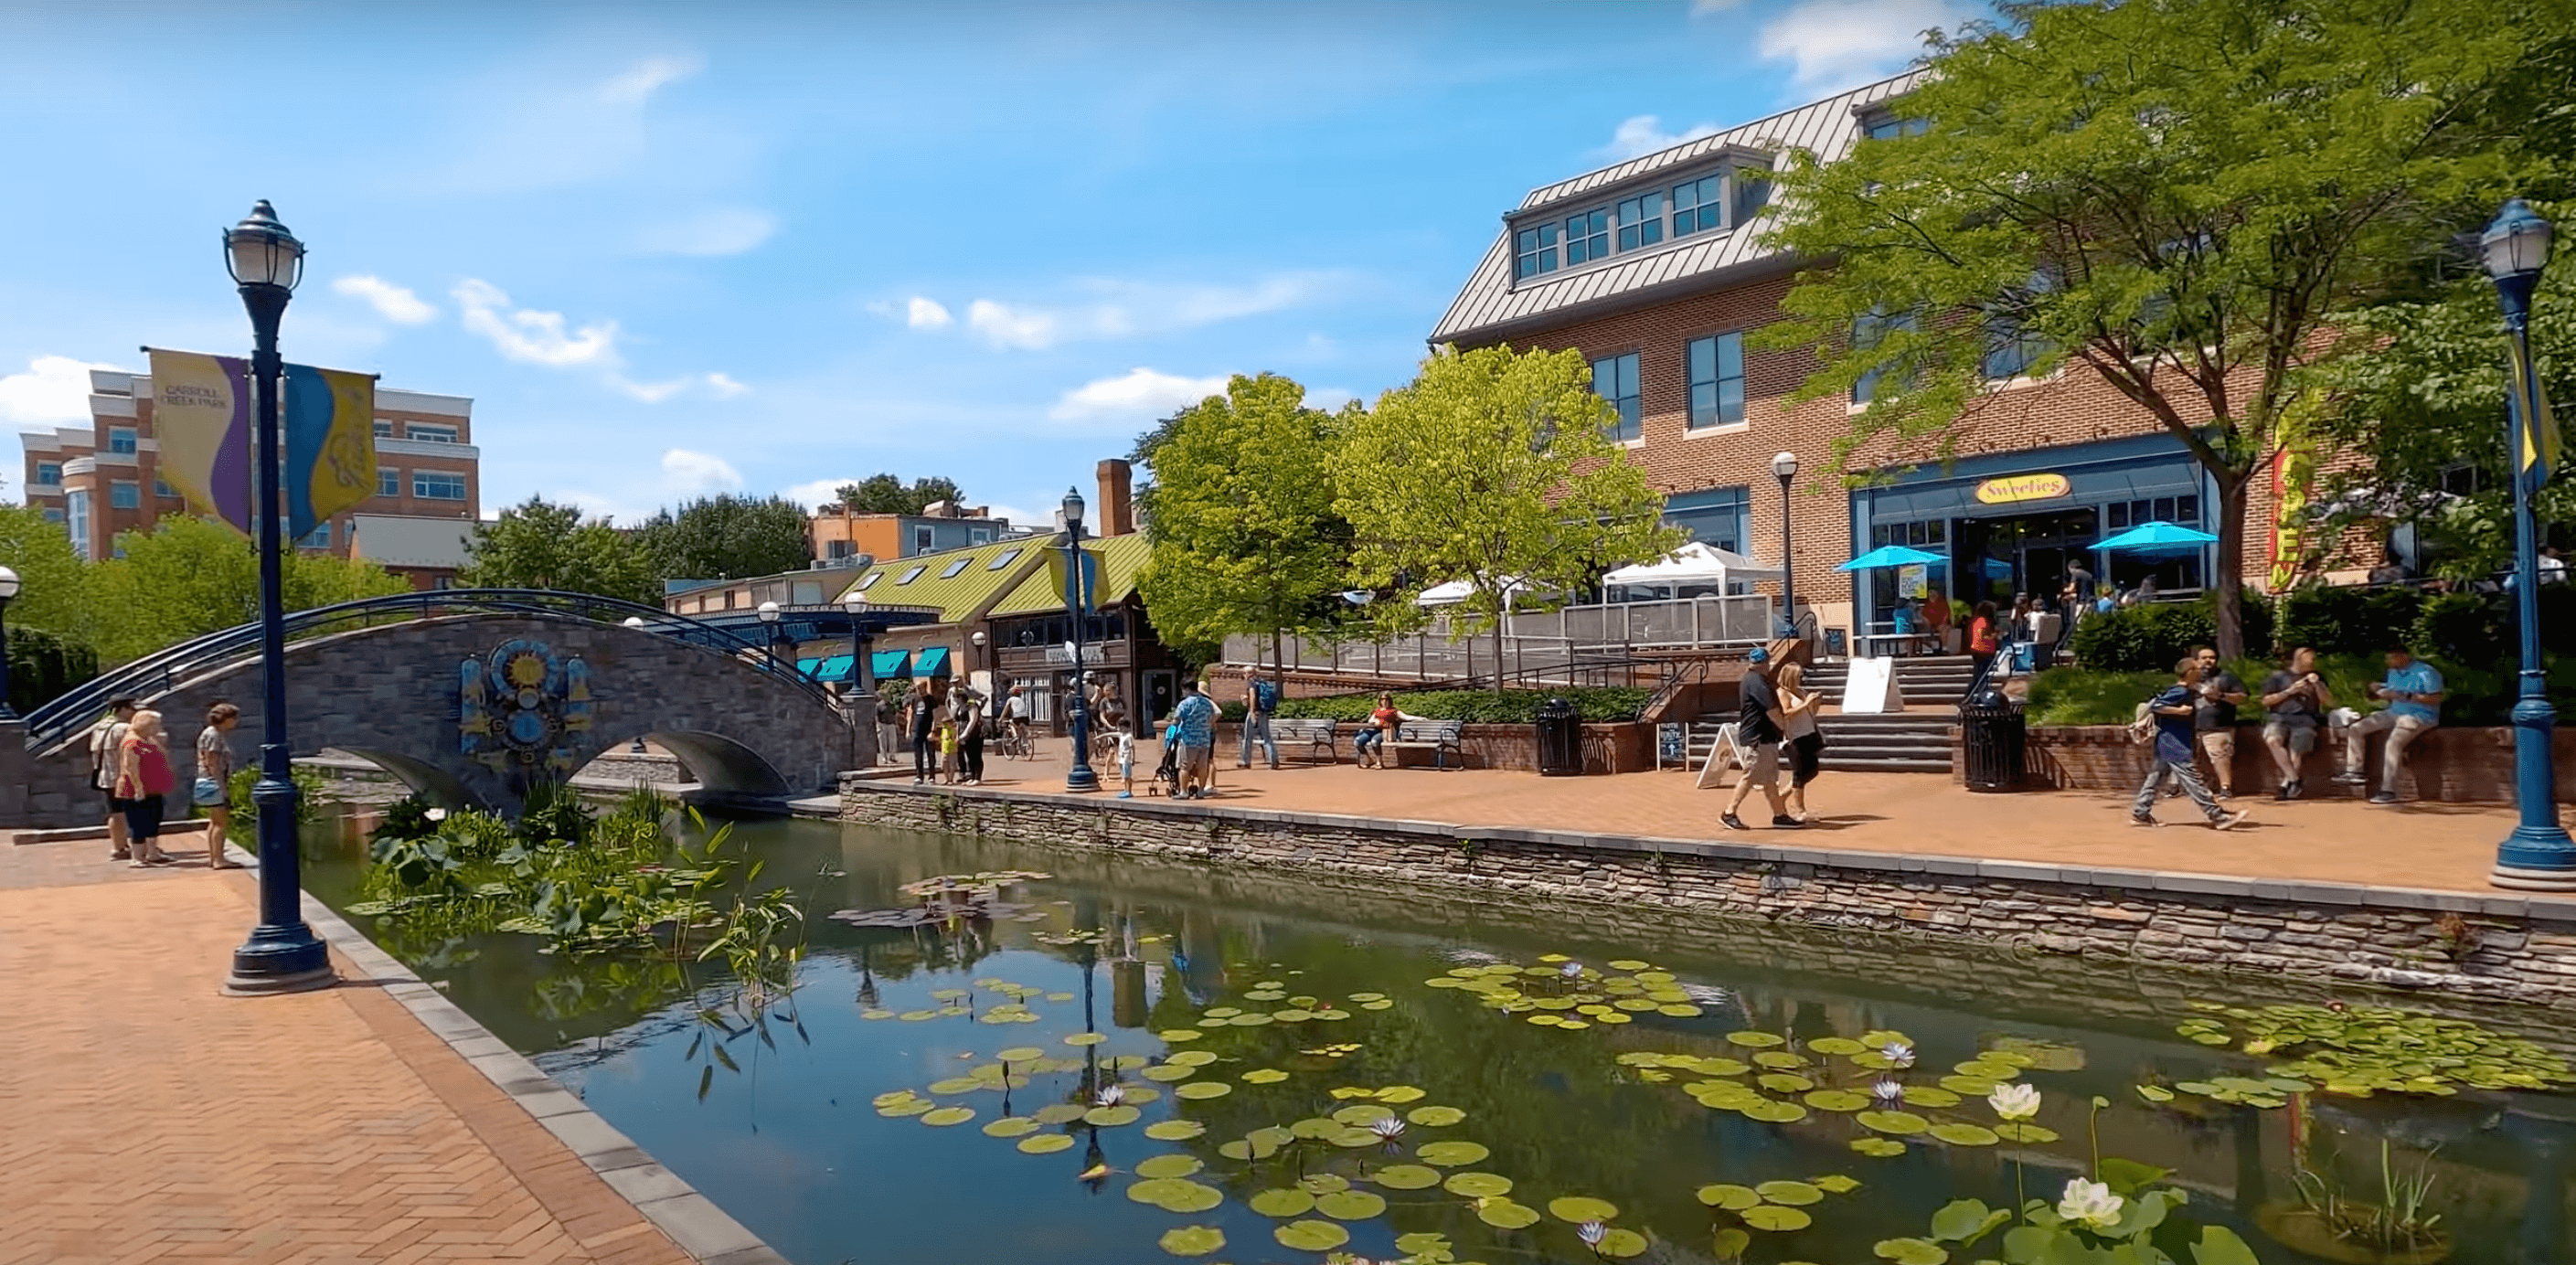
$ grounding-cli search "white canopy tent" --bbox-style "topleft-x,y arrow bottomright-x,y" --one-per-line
1602,542 -> 1782,599
1415,577 -> 1541,608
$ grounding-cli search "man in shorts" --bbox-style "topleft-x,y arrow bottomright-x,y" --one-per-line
87,696 -> 138,859
1170,679 -> 1219,799
1721,647 -> 1795,831
2260,646 -> 2332,799
2188,645 -> 2248,798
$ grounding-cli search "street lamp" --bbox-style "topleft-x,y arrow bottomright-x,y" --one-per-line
972,628 -> 989,681
621,617 -> 649,751
0,564 -> 19,721
757,600 -> 782,675
221,200 -> 332,994
2482,198 -> 2576,890
1062,486 -> 1099,792
1772,451 -> 1800,640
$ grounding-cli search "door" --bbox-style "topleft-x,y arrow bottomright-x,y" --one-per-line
1143,671 -> 1176,725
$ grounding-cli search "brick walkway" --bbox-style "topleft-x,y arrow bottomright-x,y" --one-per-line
949,738 -> 2538,896
0,838 -> 702,1265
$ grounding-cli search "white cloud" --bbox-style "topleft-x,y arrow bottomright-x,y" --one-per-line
1599,114 -> 1724,161
981,502 -> 1045,530
1306,387 -> 1359,412
661,448 -> 743,494
1048,367 -> 1229,428
634,207 -> 777,256
780,477 -> 858,510
453,279 -> 621,369
906,296 -> 953,329
0,355 -> 120,427
332,275 -> 438,324
599,54 -> 703,106
1757,0 -> 1962,94
968,299 -> 1068,350
607,372 -> 748,403
960,271 -> 1361,351
706,372 -> 750,399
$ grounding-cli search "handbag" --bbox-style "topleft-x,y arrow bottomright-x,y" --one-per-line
192,777 -> 228,808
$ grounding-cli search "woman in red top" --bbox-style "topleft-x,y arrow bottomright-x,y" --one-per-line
1352,693 -> 1426,770
115,708 -> 179,867
1967,601 -> 2001,679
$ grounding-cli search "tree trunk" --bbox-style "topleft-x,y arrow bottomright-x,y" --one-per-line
2212,468 -> 2251,659
1269,626 -> 1284,702
1492,609 -> 1507,696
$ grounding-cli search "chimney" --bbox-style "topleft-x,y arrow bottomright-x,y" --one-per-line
1095,458 -> 1135,537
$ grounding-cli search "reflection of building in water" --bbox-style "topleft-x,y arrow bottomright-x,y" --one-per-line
1112,959 -> 1148,1028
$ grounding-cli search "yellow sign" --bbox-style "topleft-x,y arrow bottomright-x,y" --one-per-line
1973,473 -> 2070,505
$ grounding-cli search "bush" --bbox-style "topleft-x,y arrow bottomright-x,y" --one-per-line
5,625 -> 97,715
1274,686 -> 1652,724
2275,584 -> 2424,658
2068,596 -> 2273,671
2410,592 -> 2508,665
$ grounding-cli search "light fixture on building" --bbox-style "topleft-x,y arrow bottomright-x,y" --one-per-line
0,563 -> 20,721
1772,451 -> 1800,640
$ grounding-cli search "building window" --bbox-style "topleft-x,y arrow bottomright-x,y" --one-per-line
66,490 -> 89,558
302,522 -> 332,548
913,525 -> 934,552
110,481 -> 140,510
1852,311 -> 1918,404
1983,270 -> 2058,380
378,467 -> 400,497
857,571 -> 883,590
108,426 -> 137,455
2105,496 -> 2199,530
412,471 -> 467,500
41,506 -> 63,525
1590,352 -> 1641,442
1514,223 -> 1559,279
1734,170 -> 1772,222
1687,333 -> 1746,430
1870,519 -> 1950,548
1671,174 -> 1726,238
407,423 -> 459,443
1664,486 -> 1751,555
431,575 -> 453,590
969,526 -> 993,544
897,565 -> 929,585
34,462 -> 61,486
939,557 -> 973,579
827,539 -> 856,559
1865,113 -> 1929,140
153,478 -> 176,498
373,419 -> 393,438
1564,208 -> 1611,266
1615,191 -> 1664,251
986,547 -> 1023,570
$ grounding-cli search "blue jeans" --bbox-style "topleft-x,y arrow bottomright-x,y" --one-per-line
1240,715 -> 1277,767
1354,728 -> 1385,760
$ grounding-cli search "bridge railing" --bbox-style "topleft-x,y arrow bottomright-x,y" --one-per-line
23,589 -> 845,753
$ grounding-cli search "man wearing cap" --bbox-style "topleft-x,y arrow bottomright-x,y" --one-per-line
87,696 -> 139,859
1723,647 -> 1797,831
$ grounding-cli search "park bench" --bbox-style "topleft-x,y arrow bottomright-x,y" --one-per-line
1272,718 -> 1341,765
1386,719 -> 1466,770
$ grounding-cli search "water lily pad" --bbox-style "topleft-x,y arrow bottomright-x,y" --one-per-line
1752,1051 -> 1808,1069
1697,1184 -> 1761,1211
1929,1122 -> 2001,1147
1549,1196 -> 1620,1222
897,1009 -> 939,1022
1900,1086 -> 1962,1108
2136,1084 -> 2176,1103
1598,1228 -> 1649,1258
1315,1189 -> 1387,1220
1758,1073 -> 1815,1094
1694,1058 -> 1754,1077
1938,1075 -> 1998,1096
1715,1228 -> 1752,1260
1813,1174 -> 1861,1193
1250,1188 -> 1315,1217
1084,1105 -> 1141,1126
1158,1029 -> 1203,1042
1289,1117 -> 1341,1138
1740,1100 -> 1809,1123
1727,1031 -> 1787,1047
1857,1110 -> 1930,1135
872,1090 -> 923,1108
1408,1105 -> 1467,1126
1166,1049 -> 1219,1067
1157,1225 -> 1225,1257
1475,1200 -> 1541,1229
1142,1065 -> 1198,1082
1136,1154 -> 1204,1179
1240,1068 -> 1289,1084
860,1009 -> 894,1020
921,1106 -> 976,1127
1445,1172 -> 1514,1197
1128,1178 -> 1226,1213
1375,1085 -> 1427,1103
1272,1009 -> 1314,1023
1804,1090 -> 1871,1111
1174,1081 -> 1231,1100
1046,992 -> 1074,1002
1274,1220 -> 1350,1251
1349,991 -> 1389,1002
1373,1164 -> 1442,1189
1333,1104 -> 1396,1124
1064,1032 -> 1106,1047
982,1116 -> 1039,1137
1527,1014 -> 1563,1026
995,1047 -> 1045,1062
1993,1122 -> 2060,1143
1204,1006 -> 1242,1017
1017,1132 -> 1075,1153
877,1099 -> 935,1118
1953,1058 -> 2020,1079
1361,998 -> 1395,1010
1743,1205 -> 1814,1232
1418,1141 -> 1490,1166
1144,1120 -> 1207,1141
1874,1238 -> 1949,1265
1810,1036 -> 1869,1056
1757,1181 -> 1823,1206
1850,1138 -> 1908,1157
1032,1102 -> 1087,1124
1299,1174 -> 1351,1194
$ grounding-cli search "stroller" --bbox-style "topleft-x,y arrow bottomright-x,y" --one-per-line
1147,728 -> 1185,797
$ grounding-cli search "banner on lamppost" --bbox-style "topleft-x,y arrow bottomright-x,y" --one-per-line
146,349 -> 376,540
1062,547 -> 1099,612
2509,334 -> 2561,486
281,363 -> 378,537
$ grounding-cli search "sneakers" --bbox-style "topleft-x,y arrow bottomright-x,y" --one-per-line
1771,814 -> 1805,829
2282,780 -> 2304,800
2368,792 -> 2400,805
2130,814 -> 2160,827
2330,771 -> 2367,785
1117,791 -> 1133,799
2217,788 -> 2236,800
2211,809 -> 2250,831
1721,813 -> 1749,832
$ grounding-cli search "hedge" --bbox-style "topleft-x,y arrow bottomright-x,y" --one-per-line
5,625 -> 98,716
2066,596 -> 2274,673
1239,686 -> 1655,725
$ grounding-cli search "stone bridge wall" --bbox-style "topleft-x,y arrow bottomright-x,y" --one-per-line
3,613 -> 859,828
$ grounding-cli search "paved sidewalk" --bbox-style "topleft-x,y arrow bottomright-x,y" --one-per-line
939,739 -> 2536,896
0,838 -> 699,1265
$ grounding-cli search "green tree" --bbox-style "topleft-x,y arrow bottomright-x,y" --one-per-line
459,496 -> 658,606
1335,345 -> 1683,692
82,516 -> 411,664
831,474 -> 967,516
1135,373 -> 1354,672
638,494 -> 812,582
0,503 -> 95,647
1755,0 -> 2558,655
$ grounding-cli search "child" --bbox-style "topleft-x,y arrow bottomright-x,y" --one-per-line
935,718 -> 959,784
1115,730 -> 1136,798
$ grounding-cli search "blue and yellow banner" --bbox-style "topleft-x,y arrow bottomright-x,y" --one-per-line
281,363 -> 377,537
2509,334 -> 2560,486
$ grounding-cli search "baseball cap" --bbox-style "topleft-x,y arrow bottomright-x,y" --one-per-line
1748,646 -> 1770,664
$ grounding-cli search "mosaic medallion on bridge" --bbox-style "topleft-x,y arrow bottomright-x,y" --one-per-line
457,638 -> 594,779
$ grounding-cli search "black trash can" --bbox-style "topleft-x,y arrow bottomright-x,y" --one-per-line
1959,688 -> 2026,792
1536,696 -> 1582,777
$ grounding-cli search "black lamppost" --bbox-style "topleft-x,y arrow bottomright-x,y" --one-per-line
622,617 -> 649,751
222,200 -> 332,994
1772,451 -> 1800,639
1062,487 -> 1099,792
2481,198 -> 2576,890
0,564 -> 19,721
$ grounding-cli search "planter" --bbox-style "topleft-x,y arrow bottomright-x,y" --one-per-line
2253,1202 -> 2452,1265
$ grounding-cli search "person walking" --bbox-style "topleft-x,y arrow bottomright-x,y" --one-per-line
115,708 -> 180,866
1238,675 -> 1282,770
1774,660 -> 1826,824
2188,645 -> 2248,799
1722,646 -> 1797,831
2335,647 -> 2443,804
2134,659 -> 2251,831
193,702 -> 242,868
1170,679 -> 1219,798
87,696 -> 139,860
1966,601 -> 2001,681
948,683 -> 986,785
2260,646 -> 2332,800
906,678 -> 938,784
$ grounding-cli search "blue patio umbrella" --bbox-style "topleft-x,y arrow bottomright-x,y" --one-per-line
1837,544 -> 1946,571
2093,521 -> 2218,551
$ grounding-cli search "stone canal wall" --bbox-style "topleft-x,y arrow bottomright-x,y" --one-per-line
837,776 -> 2576,1010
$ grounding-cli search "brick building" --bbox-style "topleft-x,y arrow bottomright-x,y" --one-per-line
17,367 -> 480,568
809,502 -> 1027,566
1430,71 -> 2347,650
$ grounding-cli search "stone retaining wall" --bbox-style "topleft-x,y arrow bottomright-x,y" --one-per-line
1219,720 -> 1654,773
838,776 -> 2576,1009
2011,723 -> 2576,803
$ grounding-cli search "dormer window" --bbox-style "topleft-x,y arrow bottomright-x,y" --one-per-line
1864,112 -> 1929,141
1563,208 -> 1611,265
1510,156 -> 1772,287
1616,191 -> 1665,251
1515,223 -> 1559,279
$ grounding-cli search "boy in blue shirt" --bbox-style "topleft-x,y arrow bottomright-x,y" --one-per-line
2335,648 -> 2443,804
2134,656 -> 2251,830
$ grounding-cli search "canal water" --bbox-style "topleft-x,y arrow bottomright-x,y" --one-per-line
298,809 -> 2576,1265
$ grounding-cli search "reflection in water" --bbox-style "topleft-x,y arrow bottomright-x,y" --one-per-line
294,811 -> 2575,1265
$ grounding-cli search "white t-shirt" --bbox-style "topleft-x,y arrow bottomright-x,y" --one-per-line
1006,694 -> 1030,720
1115,734 -> 1134,776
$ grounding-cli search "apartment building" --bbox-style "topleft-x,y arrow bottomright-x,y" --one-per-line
17,367 -> 480,563
809,502 -> 1025,566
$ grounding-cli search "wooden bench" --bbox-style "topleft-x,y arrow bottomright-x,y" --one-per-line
1386,719 -> 1466,770
1272,718 -> 1341,765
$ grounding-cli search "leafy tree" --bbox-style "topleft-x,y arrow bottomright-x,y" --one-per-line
831,474 -> 966,516
1755,0 -> 2559,655
1335,345 -> 1683,693
638,494 -> 812,583
0,503 -> 96,647
81,516 -> 411,664
459,496 -> 659,607
1135,373 -> 1354,672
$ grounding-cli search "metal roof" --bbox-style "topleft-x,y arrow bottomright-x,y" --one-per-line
1429,70 -> 1924,346
835,535 -> 1054,624
987,533 -> 1153,618
346,514 -> 475,569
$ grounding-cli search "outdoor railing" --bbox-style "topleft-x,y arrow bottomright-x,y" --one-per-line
20,589 -> 844,753
1219,595 -> 1777,686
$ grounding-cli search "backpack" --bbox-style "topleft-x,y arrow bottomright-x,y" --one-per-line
2126,701 -> 2156,746
1252,679 -> 1280,714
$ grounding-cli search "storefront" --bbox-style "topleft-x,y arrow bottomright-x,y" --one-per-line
1846,434 -> 2216,636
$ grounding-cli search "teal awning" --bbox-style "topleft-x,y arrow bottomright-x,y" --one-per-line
814,654 -> 855,683
794,657 -> 821,676
915,646 -> 953,677
871,649 -> 911,679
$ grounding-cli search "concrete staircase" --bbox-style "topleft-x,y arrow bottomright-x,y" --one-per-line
1687,655 -> 1980,774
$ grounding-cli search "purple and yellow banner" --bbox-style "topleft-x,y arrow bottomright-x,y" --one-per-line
282,363 -> 377,537
147,350 -> 377,540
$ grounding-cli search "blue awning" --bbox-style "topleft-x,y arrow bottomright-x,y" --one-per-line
794,657 -> 821,676
814,654 -> 855,683
915,646 -> 953,677
872,649 -> 911,679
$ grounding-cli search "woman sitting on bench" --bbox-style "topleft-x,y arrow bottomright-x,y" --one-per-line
1352,693 -> 1429,769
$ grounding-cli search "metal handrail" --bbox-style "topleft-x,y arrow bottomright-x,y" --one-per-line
22,589 -> 841,752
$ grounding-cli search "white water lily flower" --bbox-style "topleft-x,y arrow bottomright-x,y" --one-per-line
1576,1220 -> 1608,1247
2058,1177 -> 2124,1228
1368,1116 -> 1407,1139
1989,1082 -> 2042,1120
1879,1040 -> 1915,1068
1093,1084 -> 1124,1108
424,807 -> 447,822
1870,1079 -> 1906,1102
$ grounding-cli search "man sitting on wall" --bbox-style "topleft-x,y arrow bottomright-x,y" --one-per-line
2335,647 -> 2443,805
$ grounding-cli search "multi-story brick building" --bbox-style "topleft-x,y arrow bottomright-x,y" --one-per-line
809,502 -> 1025,566
1431,71 -> 2338,651
18,367 -> 480,567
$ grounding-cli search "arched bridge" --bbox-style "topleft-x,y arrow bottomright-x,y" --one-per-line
3,590 -> 877,828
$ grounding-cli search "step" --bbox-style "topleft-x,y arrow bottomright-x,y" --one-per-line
1818,756 -> 1954,773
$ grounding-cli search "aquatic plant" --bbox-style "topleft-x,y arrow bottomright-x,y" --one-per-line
2173,1000 -> 2572,1095
2287,1139 -> 2449,1257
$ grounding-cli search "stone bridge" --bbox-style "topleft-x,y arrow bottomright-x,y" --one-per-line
3,610 -> 866,828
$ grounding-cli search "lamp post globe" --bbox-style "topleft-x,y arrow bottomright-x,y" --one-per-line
221,200 -> 332,994
1772,452 -> 1800,641
0,563 -> 20,722
2482,199 -> 2576,889
1062,485 -> 1098,792
622,616 -> 644,628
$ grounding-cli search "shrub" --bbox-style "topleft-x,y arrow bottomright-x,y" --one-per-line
5,625 -> 97,714
2275,584 -> 2423,658
2410,592 -> 2508,666
2068,596 -> 2272,671
1275,686 -> 1652,724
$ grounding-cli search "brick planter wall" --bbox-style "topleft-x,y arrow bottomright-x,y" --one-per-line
1218,720 -> 1653,773
1999,724 -> 2576,803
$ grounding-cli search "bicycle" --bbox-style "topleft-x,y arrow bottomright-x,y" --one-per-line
994,719 -> 1034,760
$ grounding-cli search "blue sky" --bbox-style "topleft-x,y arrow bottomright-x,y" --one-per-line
0,0 -> 1963,529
